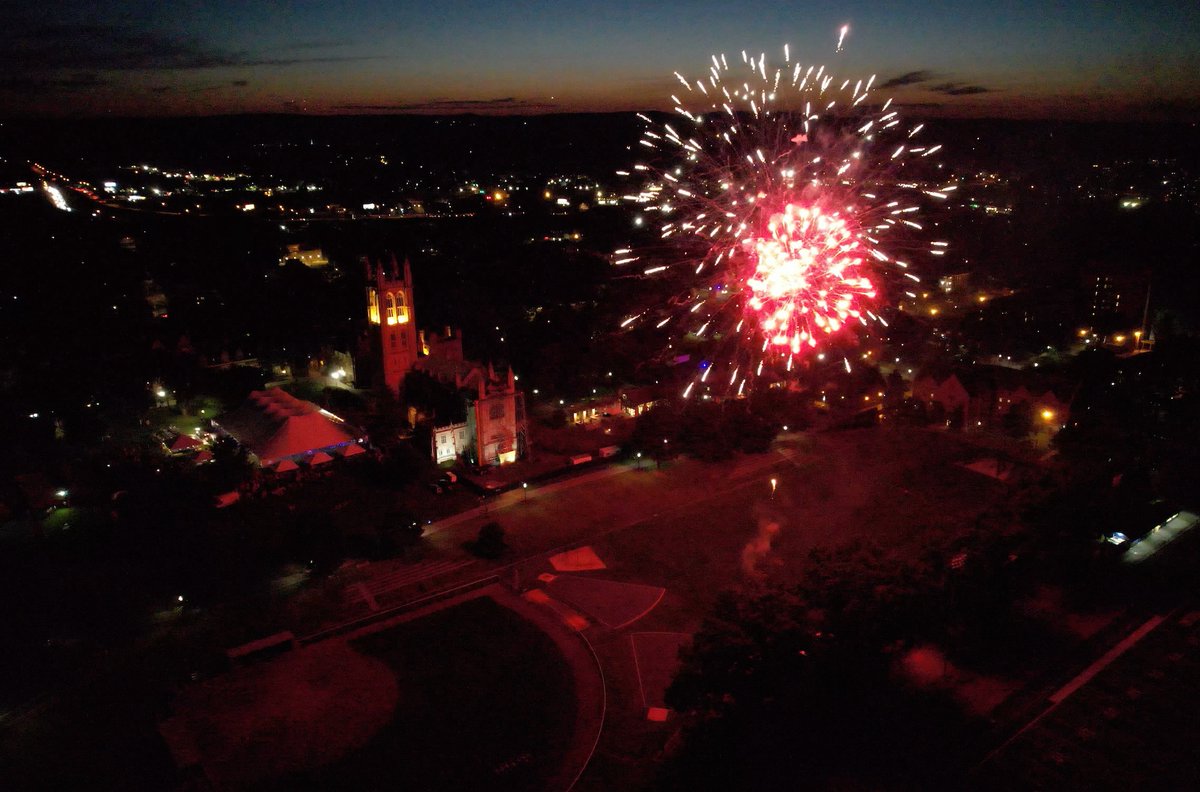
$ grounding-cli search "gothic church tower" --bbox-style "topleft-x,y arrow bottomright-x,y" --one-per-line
365,254 -> 418,393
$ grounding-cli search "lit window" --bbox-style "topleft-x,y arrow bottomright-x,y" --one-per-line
368,289 -> 380,324
386,292 -> 397,325
395,290 -> 409,323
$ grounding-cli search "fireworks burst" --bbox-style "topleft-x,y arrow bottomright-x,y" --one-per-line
616,38 -> 954,397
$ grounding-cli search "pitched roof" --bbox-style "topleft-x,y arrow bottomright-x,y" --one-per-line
916,364 -> 1076,403
215,389 -> 358,464
168,433 -> 203,452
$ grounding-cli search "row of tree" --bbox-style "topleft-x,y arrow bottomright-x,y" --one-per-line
631,390 -> 815,462
659,431 -> 1178,788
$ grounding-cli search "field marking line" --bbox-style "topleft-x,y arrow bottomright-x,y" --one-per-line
1048,614 -> 1166,704
630,633 -> 648,711
981,611 -> 1173,766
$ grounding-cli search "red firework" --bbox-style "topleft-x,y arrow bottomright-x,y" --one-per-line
745,203 -> 876,355
617,41 -> 951,397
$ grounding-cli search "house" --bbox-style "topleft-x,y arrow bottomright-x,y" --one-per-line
913,364 -> 1074,432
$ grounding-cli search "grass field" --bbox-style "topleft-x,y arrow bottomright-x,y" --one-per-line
563,428 -> 1005,631
268,595 -> 578,791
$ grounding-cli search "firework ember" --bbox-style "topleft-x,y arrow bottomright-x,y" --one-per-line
747,204 -> 875,355
617,39 -> 953,396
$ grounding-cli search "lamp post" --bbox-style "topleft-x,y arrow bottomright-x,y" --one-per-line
770,478 -> 778,499
522,482 -> 529,503
636,451 -> 642,470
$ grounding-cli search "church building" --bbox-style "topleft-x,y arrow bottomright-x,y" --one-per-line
363,255 -> 528,467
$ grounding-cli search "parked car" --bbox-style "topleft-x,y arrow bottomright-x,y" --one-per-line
1105,499 -> 1180,549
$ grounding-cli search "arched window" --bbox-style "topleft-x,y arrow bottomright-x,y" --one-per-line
395,290 -> 409,323
367,289 -> 380,324
386,292 -> 397,325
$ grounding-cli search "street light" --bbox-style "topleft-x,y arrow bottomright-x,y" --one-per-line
636,451 -> 643,470
770,478 -> 778,498
522,482 -> 529,503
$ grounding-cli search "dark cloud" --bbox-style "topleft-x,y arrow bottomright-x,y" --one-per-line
930,82 -> 993,96
2,23 -> 380,73
282,39 -> 354,51
879,70 -> 935,89
334,97 -> 559,112
879,71 -> 993,96
0,72 -> 106,94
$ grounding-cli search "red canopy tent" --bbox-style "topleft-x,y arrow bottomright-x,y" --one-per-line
168,433 -> 203,452
213,389 -> 360,467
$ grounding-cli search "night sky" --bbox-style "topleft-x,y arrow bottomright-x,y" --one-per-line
3,1 -> 1198,118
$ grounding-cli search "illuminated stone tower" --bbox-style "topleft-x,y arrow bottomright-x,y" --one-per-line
366,254 -> 418,393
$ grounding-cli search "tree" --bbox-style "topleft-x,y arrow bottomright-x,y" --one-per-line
631,404 -> 682,457
747,388 -> 812,430
1001,401 -> 1034,438
403,369 -> 466,425
209,434 -> 252,491
364,384 -> 408,452
379,509 -> 425,557
724,404 -> 778,454
662,551 -> 978,790
292,512 -> 347,574
469,521 -> 506,559
678,401 -> 733,462
885,369 -> 906,408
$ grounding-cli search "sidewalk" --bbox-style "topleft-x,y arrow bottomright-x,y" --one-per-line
428,460 -> 642,533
